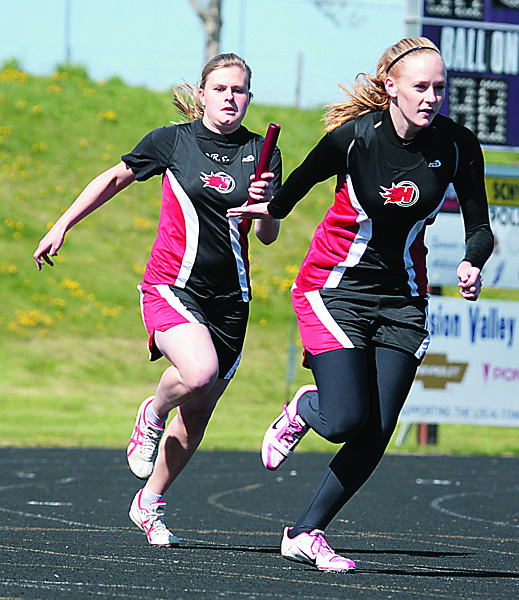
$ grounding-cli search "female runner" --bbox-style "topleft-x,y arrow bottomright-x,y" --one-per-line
33,53 -> 281,547
227,38 -> 493,571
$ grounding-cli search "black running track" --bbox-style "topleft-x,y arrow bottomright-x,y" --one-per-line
0,448 -> 517,600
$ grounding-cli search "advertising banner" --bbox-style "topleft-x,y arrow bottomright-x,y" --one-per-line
400,296 -> 519,426
425,198 -> 519,289
425,165 -> 519,290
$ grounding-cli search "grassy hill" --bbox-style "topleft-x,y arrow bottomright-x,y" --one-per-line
2,63 -> 518,455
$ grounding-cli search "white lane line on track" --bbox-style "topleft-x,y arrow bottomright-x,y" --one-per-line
27,501 -> 74,506
0,578 -> 356,600
431,489 -> 519,529
0,475 -> 77,493
0,506 -> 123,530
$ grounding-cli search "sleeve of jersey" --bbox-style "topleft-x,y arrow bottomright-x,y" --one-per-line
267,123 -> 354,219
121,126 -> 177,182
452,127 -> 494,270
270,146 -> 283,196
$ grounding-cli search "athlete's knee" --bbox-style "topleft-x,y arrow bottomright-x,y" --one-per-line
159,363 -> 218,407
181,367 -> 218,398
318,412 -> 367,444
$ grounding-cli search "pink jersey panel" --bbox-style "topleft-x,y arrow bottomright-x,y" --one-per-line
144,173 -> 191,286
291,285 -> 354,356
296,174 -> 366,292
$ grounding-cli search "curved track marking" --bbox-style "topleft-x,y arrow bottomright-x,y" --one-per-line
207,483 -> 285,523
431,488 -> 519,529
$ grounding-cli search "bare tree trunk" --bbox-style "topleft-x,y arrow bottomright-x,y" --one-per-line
186,0 -> 347,65
187,0 -> 222,62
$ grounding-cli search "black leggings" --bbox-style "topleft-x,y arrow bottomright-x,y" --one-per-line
291,345 -> 418,536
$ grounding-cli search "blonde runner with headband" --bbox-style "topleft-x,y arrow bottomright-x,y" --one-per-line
227,36 -> 493,571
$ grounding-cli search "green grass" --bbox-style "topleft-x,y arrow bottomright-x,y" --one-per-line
2,63 -> 519,456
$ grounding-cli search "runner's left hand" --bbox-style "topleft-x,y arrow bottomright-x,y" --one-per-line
457,261 -> 482,301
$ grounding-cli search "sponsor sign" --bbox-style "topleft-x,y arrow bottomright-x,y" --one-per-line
400,296 -> 519,426
425,165 -> 519,289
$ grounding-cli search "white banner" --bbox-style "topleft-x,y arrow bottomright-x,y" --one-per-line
400,296 -> 519,426
425,203 -> 519,290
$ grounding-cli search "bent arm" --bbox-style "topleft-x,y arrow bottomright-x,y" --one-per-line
268,123 -> 353,219
33,161 -> 136,270
453,129 -> 494,270
452,127 -> 494,301
254,216 -> 280,245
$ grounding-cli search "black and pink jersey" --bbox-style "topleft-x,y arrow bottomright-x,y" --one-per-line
122,120 -> 282,301
268,110 -> 493,297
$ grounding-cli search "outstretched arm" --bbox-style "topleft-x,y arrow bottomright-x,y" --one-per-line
33,161 -> 136,270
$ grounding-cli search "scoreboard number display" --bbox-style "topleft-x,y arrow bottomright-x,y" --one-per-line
424,0 -> 484,20
449,75 -> 507,143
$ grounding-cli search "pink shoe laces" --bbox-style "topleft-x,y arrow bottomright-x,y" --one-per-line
309,531 -> 355,568
280,404 -> 307,445
310,531 -> 334,557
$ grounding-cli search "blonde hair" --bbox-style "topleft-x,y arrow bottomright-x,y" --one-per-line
324,37 -> 442,132
172,53 -> 252,122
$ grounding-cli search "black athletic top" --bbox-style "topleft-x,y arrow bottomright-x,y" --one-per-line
122,120 -> 282,301
268,110 -> 493,296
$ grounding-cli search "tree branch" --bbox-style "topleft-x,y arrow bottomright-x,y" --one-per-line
187,0 -> 206,23
308,0 -> 348,26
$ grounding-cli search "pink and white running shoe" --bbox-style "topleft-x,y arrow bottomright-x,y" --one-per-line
261,385 -> 315,471
129,489 -> 179,547
281,527 -> 355,571
127,396 -> 164,480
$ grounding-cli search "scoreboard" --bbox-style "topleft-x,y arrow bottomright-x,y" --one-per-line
405,0 -> 519,149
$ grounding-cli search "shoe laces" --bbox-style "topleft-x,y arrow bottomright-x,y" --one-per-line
281,405 -> 307,444
140,423 -> 163,460
143,502 -> 169,534
310,531 -> 335,559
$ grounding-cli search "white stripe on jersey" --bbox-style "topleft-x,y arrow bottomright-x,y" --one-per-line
324,174 -> 372,289
155,284 -> 199,323
305,290 -> 355,349
165,169 -> 199,289
404,199 -> 445,296
228,213 -> 250,302
415,299 -> 430,359
137,284 -> 148,332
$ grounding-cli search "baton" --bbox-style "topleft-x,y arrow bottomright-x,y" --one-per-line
248,123 -> 281,204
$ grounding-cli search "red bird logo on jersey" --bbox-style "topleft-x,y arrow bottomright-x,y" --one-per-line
200,171 -> 235,194
379,181 -> 419,207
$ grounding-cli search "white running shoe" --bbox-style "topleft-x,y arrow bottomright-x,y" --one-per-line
261,385 -> 315,470
127,396 -> 164,480
281,527 -> 355,571
129,489 -> 179,547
